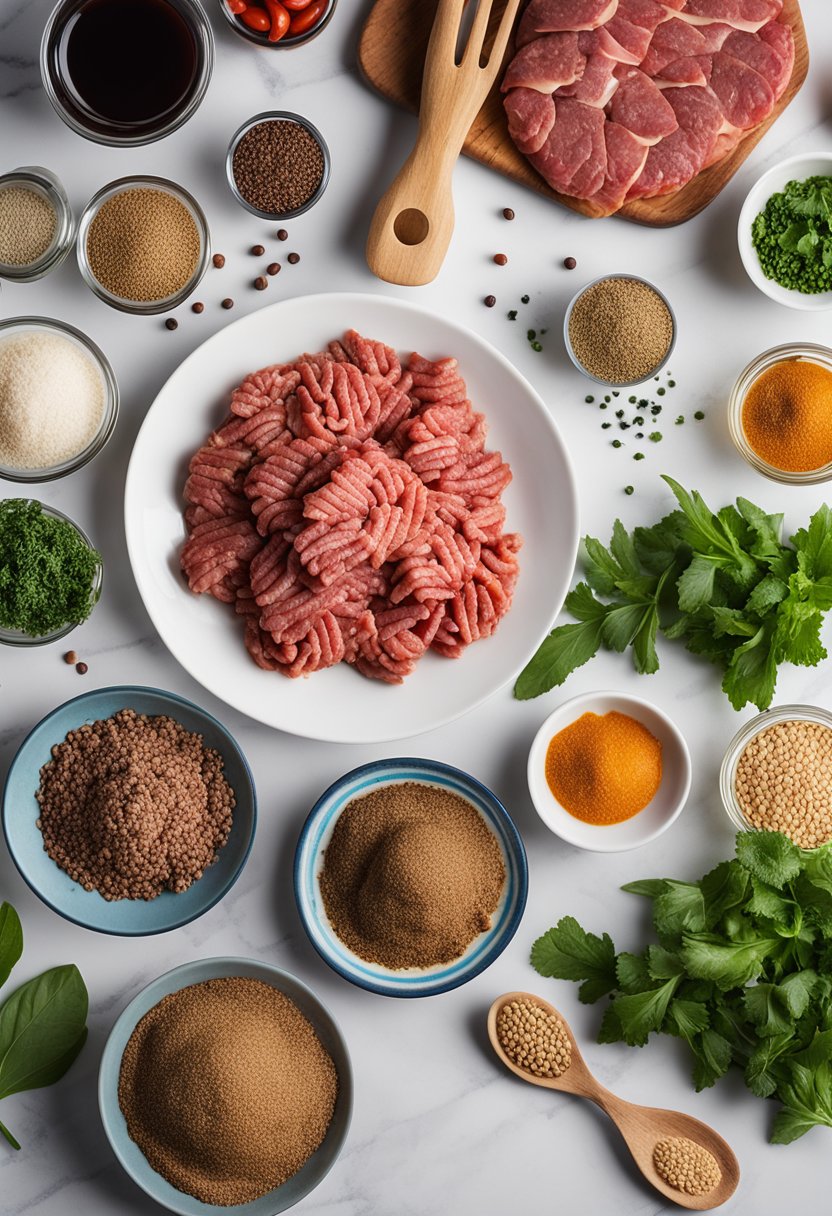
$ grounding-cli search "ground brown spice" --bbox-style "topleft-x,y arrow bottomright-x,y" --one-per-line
86,187 -> 200,302
118,977 -> 338,1206
320,781 -> 506,969
232,119 -> 325,215
0,186 -> 56,266
569,277 -> 673,384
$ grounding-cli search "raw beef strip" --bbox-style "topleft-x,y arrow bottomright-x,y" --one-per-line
516,0 -> 619,48
528,98 -> 607,196
699,22 -> 734,50
504,87 -> 556,153
722,26 -> 793,99
609,67 -> 678,142
588,121 -> 649,211
501,33 -> 585,93
641,18 -> 707,75
594,15 -> 649,62
656,54 -> 712,84
708,50 -> 775,127
558,47 -> 619,105
677,0 -> 782,33
626,85 -> 723,198
759,16 -> 793,59
616,0 -> 668,29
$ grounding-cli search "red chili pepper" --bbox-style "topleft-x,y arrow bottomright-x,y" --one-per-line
283,0 -> 313,9
288,0 -> 326,34
226,0 -> 247,13
263,0 -> 290,40
241,4 -> 270,30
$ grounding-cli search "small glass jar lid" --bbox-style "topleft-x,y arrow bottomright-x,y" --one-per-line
226,111 -> 331,221
0,167 -> 75,283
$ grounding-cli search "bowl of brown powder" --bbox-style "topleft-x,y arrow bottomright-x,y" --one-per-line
227,112 -> 330,221
2,685 -> 256,935
294,758 -> 528,997
564,274 -> 677,388
99,957 -> 351,1215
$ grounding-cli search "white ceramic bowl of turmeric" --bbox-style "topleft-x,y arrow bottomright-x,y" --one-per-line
527,691 -> 691,853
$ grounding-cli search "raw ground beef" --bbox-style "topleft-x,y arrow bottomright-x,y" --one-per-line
502,0 -> 794,213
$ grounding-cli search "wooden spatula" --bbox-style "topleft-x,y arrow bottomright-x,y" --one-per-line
366,0 -> 521,286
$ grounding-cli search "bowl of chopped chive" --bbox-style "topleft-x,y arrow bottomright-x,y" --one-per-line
738,153 -> 832,310
0,500 -> 102,646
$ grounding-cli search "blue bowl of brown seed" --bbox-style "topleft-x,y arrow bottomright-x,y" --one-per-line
2,685 -> 256,935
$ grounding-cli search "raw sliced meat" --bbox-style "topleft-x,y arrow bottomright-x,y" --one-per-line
722,26 -> 793,100
587,121 -> 649,211
559,49 -> 619,105
626,85 -> 723,197
501,33 -> 585,93
603,14 -> 654,60
759,16 -> 793,59
528,98 -> 607,195
699,22 -> 734,50
610,67 -> 678,142
708,50 -> 774,127
616,0 -> 668,30
641,18 -> 707,75
676,0 -> 782,33
656,54 -> 711,84
504,87 -> 556,154
516,0 -> 619,49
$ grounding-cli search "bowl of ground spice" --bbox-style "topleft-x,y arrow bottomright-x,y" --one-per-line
2,686 -> 256,934
99,957 -> 351,1215
728,343 -> 832,484
77,176 -> 210,314
720,704 -> 832,849
295,758 -> 527,997
528,691 -> 691,852
564,274 -> 676,388
227,112 -> 330,221
0,167 -> 75,283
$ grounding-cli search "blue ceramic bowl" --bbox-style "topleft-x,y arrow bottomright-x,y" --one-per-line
2,686 -> 256,935
99,957 -> 352,1215
294,758 -> 528,998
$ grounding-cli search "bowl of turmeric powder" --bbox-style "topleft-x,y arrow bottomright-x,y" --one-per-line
728,343 -> 832,484
527,692 -> 691,852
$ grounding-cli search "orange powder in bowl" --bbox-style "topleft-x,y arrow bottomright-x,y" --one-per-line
545,710 -> 662,826
742,359 -> 832,472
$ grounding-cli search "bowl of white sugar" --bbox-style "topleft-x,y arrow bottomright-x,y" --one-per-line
0,316 -> 118,482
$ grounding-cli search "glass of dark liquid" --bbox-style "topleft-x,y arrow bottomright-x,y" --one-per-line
41,0 -> 213,146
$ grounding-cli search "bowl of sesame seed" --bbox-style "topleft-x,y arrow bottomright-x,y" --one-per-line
720,704 -> 832,849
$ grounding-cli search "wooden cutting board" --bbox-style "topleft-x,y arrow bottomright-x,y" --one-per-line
358,0 -> 808,227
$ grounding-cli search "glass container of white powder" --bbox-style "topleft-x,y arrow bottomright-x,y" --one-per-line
0,317 -> 118,482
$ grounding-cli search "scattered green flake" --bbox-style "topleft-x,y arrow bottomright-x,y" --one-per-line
657,387 -> 666,396
695,410 -> 705,420
601,422 -> 611,429
508,310 -> 517,321
633,451 -> 645,460
585,395 -> 595,403
676,415 -> 685,425
649,432 -> 663,443
612,439 -> 623,448
531,341 -> 543,352
624,485 -> 634,495
527,329 -> 536,340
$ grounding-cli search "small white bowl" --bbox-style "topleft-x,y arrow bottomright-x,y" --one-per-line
738,152 -> 832,311
527,691 -> 691,853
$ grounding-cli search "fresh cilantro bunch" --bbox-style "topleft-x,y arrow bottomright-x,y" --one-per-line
751,176 -> 832,294
515,476 -> 832,711
531,832 -> 832,1144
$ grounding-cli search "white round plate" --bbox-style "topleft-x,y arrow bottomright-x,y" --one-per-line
124,292 -> 578,743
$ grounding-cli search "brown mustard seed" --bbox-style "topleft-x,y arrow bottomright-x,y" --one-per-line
191,301 -> 204,314
232,120 -> 325,216
564,256 -> 577,269
319,781 -> 506,970
35,707 -> 234,901
735,719 -> 832,849
502,207 -> 515,220
254,276 -> 268,290
250,244 -> 265,256
86,187 -> 200,303
276,228 -> 288,241
287,251 -> 300,265
221,297 -> 234,310
494,253 -> 508,265
212,253 -> 225,268
653,1137 -> 721,1197
118,977 -> 338,1207
484,295 -> 496,308
64,650 -> 77,665
496,1000 -> 572,1078
75,661 -> 88,675
165,318 -> 178,331
267,262 -> 280,275
568,276 -> 673,384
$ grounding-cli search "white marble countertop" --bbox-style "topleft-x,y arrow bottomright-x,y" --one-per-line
1,2 -> 832,1213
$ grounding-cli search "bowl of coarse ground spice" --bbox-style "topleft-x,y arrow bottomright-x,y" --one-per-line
564,274 -> 677,388
720,704 -> 832,849
2,686 -> 256,934
294,758 -> 528,997
227,112 -> 330,221
99,957 -> 351,1215
77,176 -> 210,314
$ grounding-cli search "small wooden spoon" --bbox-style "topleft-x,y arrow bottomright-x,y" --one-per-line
487,992 -> 740,1211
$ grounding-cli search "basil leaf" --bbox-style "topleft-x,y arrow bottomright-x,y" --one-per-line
0,964 -> 88,1100
0,904 -> 23,991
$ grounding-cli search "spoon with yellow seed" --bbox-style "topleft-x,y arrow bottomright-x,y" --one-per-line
487,992 -> 739,1211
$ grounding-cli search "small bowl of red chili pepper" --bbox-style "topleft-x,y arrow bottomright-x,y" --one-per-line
219,0 -> 336,47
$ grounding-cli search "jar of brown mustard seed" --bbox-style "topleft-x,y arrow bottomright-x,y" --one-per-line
226,111 -> 331,221
0,167 -> 75,283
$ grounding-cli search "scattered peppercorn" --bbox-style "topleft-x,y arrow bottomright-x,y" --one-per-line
267,262 -> 280,276
192,301 -> 204,314
585,395 -> 595,403
521,294 -> 530,304
484,295 -> 496,308
75,661 -> 88,675
288,252 -> 300,265
636,432 -> 644,439
563,256 -> 577,269
625,485 -> 634,495
165,318 -> 178,331
250,244 -> 265,256
64,650 -> 77,665
502,208 -> 515,220
276,229 -> 288,241
507,310 -> 517,320
254,276 -> 268,291
494,253 -> 508,266
212,253 -> 225,268
221,298 -> 234,310
695,410 -> 705,420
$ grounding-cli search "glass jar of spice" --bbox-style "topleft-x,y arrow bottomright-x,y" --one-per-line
226,111 -> 331,221
0,167 -> 75,283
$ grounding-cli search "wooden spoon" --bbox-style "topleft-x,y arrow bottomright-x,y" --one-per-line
366,0 -> 521,286
487,992 -> 740,1211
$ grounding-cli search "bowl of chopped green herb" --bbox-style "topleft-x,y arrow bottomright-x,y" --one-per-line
739,153 -> 832,310
0,499 -> 102,645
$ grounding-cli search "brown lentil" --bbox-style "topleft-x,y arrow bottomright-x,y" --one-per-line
0,186 -> 57,266
212,252 -> 225,268
254,276 -> 268,290
250,243 -> 265,256
568,277 -> 673,384
653,1137 -> 721,1196
496,999 -> 572,1078
75,661 -> 88,675
267,262 -> 280,276
287,251 -> 300,265
164,317 -> 178,331
277,228 -> 288,241
64,650 -> 77,665
319,781 -> 506,970
502,207 -> 515,220
35,708 -> 234,900
232,120 -> 325,216
221,297 -> 234,310
494,253 -> 508,265
564,256 -> 577,269
735,718 -> 832,848
118,977 -> 337,1206
191,301 -> 204,314
86,188 -> 200,303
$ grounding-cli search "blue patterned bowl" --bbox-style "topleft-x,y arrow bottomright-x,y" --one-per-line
99,957 -> 352,1215
2,686 -> 256,935
294,758 -> 528,998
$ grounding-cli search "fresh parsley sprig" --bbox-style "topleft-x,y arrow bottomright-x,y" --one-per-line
516,477 -> 832,711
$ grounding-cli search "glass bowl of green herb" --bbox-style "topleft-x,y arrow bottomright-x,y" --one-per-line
738,153 -> 832,310
0,500 -> 102,646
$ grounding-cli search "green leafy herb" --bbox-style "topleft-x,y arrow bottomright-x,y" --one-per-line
531,833 -> 832,1143
752,175 -> 832,295
0,901 -> 88,1150
515,477 -> 832,711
